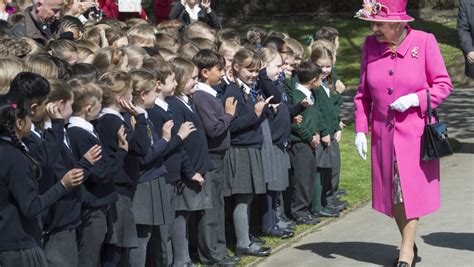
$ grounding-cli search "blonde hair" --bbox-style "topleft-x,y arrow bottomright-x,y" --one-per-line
69,79 -> 103,115
47,79 -> 74,103
24,54 -> 59,80
157,47 -> 176,61
177,42 -> 199,61
258,47 -> 279,66
0,36 -> 32,57
232,48 -> 262,81
170,57 -> 195,96
93,46 -> 127,74
130,69 -> 157,104
77,39 -> 100,53
124,46 -> 148,70
0,57 -> 23,95
218,40 -> 241,56
191,37 -> 216,51
99,71 -> 132,107
77,46 -> 94,63
127,24 -> 157,47
155,33 -> 180,53
22,37 -> 44,55
142,57 -> 174,83
156,19 -> 184,39
285,37 -> 304,59
46,39 -> 78,64
105,28 -> 127,47
185,21 -> 216,43
126,18 -> 149,27
83,27 -> 103,47
310,46 -> 336,94
307,40 -> 337,63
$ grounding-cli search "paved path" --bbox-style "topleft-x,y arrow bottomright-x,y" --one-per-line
258,88 -> 474,267
258,154 -> 474,267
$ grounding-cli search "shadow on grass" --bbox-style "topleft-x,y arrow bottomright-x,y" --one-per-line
295,241 -> 399,266
421,232 -> 474,251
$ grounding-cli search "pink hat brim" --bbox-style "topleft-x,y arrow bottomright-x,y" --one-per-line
357,14 -> 415,22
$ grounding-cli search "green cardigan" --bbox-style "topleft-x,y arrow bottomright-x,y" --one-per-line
285,76 -> 329,144
314,87 -> 341,137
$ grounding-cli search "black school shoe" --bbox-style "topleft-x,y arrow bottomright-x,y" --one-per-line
262,226 -> 295,239
235,243 -> 271,257
313,207 -> 339,218
295,214 -> 320,225
210,255 -> 240,266
327,198 -> 349,211
335,189 -> 348,197
249,233 -> 266,245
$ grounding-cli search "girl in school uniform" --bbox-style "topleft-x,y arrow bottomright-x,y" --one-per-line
310,46 -> 344,217
0,91 -> 83,267
127,69 -> 174,267
222,48 -> 272,257
66,80 -> 127,267
94,71 -> 151,267
41,80 -> 103,267
168,57 -> 213,267
145,60 -> 198,267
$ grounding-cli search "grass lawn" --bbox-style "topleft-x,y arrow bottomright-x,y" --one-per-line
235,124 -> 372,266
233,16 -> 464,88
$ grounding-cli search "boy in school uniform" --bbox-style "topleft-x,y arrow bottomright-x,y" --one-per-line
192,49 -> 240,266
286,61 -> 326,225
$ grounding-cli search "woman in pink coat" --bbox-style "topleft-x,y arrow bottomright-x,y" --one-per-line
353,1 -> 452,266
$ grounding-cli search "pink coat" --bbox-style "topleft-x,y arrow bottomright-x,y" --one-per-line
354,27 -> 452,219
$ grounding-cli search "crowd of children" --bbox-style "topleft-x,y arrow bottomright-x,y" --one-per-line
0,3 -> 349,266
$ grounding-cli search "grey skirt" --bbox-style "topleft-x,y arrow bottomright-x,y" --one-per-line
260,120 -> 276,184
267,145 -> 291,191
223,147 -> 266,196
175,176 -> 213,211
0,247 -> 47,267
132,177 -> 173,226
105,194 -> 138,248
315,139 -> 340,168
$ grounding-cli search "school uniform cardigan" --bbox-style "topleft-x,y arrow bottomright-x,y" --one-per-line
314,86 -> 342,137
147,103 -> 195,184
286,79 -> 329,144
131,112 -> 168,183
167,96 -> 214,174
94,113 -> 150,198
0,139 -> 68,251
193,86 -> 233,156
67,124 -> 124,208
223,82 -> 267,148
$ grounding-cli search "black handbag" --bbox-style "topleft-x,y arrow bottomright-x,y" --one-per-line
421,90 -> 453,161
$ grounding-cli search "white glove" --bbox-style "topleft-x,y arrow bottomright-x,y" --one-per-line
390,93 -> 419,112
354,132 -> 367,160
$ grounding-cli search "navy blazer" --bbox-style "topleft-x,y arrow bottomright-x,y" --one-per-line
457,0 -> 474,77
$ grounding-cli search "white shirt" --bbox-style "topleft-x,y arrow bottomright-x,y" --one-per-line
68,116 -> 99,139
100,107 -> 124,121
321,82 -> 330,97
195,82 -> 218,98
296,83 -> 315,104
177,95 -> 194,112
236,78 -> 251,95
155,97 -> 169,111
30,124 -> 42,138
0,136 -> 29,151
184,3 -> 201,22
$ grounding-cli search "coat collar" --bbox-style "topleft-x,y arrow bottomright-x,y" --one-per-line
379,25 -> 414,58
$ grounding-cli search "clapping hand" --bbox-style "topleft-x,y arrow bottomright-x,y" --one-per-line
119,99 -> 146,116
84,144 -> 102,165
162,120 -> 174,142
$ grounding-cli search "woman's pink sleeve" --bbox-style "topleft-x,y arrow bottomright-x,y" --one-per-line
354,36 -> 373,133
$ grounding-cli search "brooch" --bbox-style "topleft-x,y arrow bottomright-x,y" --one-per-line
411,47 -> 419,58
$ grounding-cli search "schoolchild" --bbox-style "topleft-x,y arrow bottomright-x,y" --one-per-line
310,47 -> 347,216
286,61 -> 327,224
145,60 -> 197,267
127,69 -> 174,267
215,40 -> 241,99
94,71 -> 150,267
41,80 -> 102,267
0,90 -> 83,267
192,49 -> 240,265
66,80 -> 126,267
222,48 -> 272,257
168,57 -> 213,267
169,0 -> 221,29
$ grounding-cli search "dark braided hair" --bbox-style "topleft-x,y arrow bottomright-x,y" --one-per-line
0,91 -> 42,179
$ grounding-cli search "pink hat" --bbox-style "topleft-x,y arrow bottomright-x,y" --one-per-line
355,0 -> 414,22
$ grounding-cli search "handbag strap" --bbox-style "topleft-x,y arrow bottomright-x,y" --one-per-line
426,89 -> 439,125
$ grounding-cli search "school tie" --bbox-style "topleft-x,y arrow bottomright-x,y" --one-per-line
34,125 -> 44,138
64,129 -> 72,151
278,72 -> 286,83
146,118 -> 155,145
249,86 -> 259,102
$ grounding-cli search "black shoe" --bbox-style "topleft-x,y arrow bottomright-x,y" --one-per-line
327,199 -> 348,211
262,226 -> 294,239
295,214 -> 319,225
235,244 -> 271,257
224,255 -> 240,262
314,207 -> 339,217
394,261 -> 410,267
277,218 -> 296,230
249,234 -> 266,245
335,189 -> 348,197
212,256 -> 239,266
